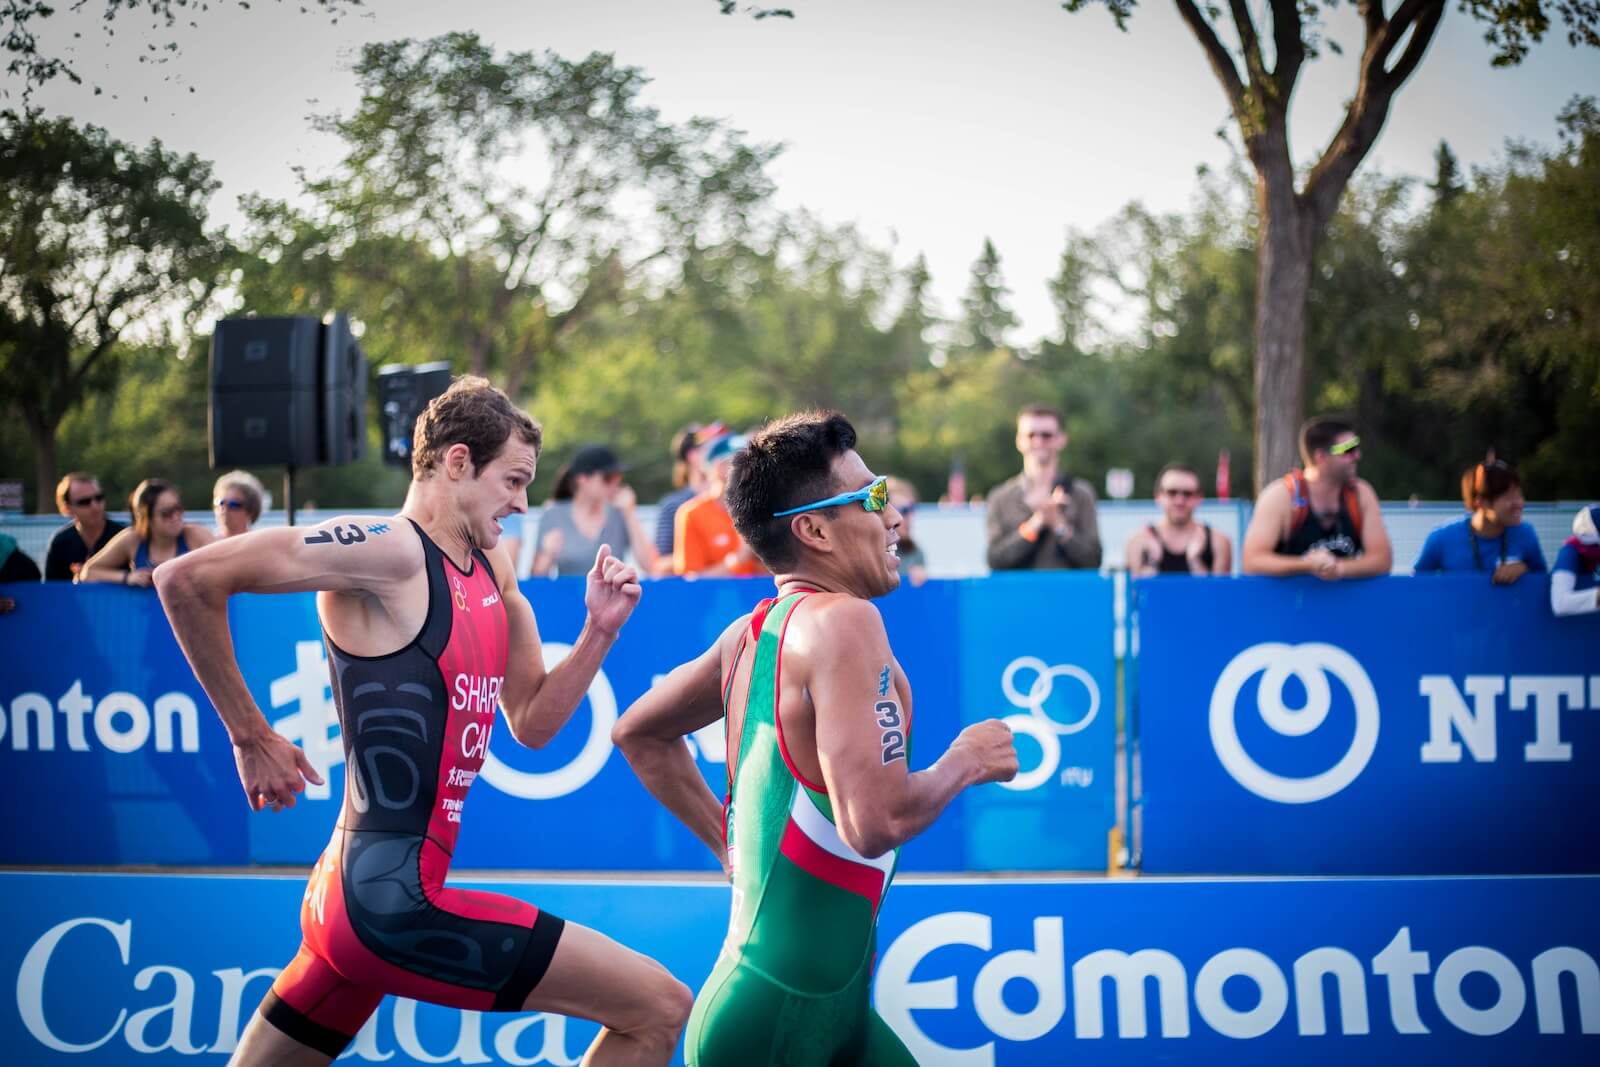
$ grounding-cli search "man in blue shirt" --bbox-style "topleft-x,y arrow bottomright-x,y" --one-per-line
1551,504 -> 1600,616
1413,459 -> 1547,582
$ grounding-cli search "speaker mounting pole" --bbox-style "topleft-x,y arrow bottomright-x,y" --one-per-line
284,465 -> 297,527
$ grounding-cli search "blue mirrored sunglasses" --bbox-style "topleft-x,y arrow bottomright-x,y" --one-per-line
773,475 -> 890,518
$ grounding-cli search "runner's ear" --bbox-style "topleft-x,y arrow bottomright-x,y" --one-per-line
789,514 -> 832,554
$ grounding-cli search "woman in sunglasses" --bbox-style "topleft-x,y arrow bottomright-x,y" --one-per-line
212,470 -> 266,538
79,479 -> 215,587
1413,459 -> 1546,584
532,443 -> 660,578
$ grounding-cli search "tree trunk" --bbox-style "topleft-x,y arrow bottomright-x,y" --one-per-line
28,415 -> 59,515
1252,171 -> 1317,494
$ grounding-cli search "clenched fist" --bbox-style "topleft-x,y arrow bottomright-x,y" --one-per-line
954,718 -> 1019,785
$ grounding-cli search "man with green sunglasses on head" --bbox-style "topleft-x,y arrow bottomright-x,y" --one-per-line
612,410 -> 1019,1066
1242,414 -> 1393,580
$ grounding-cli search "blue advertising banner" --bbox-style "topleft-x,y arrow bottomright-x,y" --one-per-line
956,573 -> 1117,870
0,578 -> 1116,871
0,586 -> 245,865
4,871 -> 1595,1064
233,577 -> 976,871
1137,575 -> 1600,874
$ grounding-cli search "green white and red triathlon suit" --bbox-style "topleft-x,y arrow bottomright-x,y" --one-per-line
688,591 -> 917,1066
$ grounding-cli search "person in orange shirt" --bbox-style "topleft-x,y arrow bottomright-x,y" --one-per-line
674,434 -> 766,577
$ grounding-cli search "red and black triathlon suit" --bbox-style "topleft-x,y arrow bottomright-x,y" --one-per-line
260,519 -> 565,1056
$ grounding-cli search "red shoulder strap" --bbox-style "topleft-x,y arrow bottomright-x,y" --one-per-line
1345,483 -> 1364,538
1284,470 -> 1309,534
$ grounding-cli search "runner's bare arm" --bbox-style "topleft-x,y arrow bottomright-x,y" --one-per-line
613,619 -> 744,865
499,543 -> 642,747
807,598 -> 1017,859
154,517 -> 421,809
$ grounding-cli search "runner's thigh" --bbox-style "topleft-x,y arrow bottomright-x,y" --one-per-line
517,919 -> 685,1032
687,958 -> 788,1067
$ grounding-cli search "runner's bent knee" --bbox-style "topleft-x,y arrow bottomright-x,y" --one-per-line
608,968 -> 693,1038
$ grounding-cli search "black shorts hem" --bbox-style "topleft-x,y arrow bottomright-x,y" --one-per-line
260,990 -> 355,1058
493,909 -> 566,1010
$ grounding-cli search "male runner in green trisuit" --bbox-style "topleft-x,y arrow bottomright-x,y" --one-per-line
613,411 -> 1018,1065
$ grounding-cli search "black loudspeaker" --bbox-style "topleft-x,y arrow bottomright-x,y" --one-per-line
377,361 -> 453,467
210,315 -> 368,468
321,315 -> 367,466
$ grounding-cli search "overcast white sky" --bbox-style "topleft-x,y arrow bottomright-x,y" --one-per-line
17,0 -> 1599,343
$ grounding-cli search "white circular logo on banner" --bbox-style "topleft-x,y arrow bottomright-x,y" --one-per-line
1209,642 -> 1379,804
479,642 -> 617,799
998,656 -> 1100,792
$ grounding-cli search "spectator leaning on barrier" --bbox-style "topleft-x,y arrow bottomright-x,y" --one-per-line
1242,416 -> 1392,579
532,444 -> 660,578
0,531 -> 41,584
79,478 -> 215,587
652,421 -> 726,576
985,403 -> 1102,571
1125,462 -> 1233,577
1552,504 -> 1600,617
1413,459 -> 1546,584
212,469 -> 266,538
43,471 -> 126,581
674,433 -> 765,577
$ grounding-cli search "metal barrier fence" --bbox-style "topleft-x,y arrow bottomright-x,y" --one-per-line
3,499 -> 1591,578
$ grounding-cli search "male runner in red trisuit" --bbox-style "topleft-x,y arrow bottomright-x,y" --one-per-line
156,376 -> 691,1066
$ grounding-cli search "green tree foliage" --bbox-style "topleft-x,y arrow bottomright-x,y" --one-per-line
529,216 -> 910,502
1048,101 -> 1600,501
719,0 -> 1598,490
232,33 -> 779,399
1399,96 -> 1600,497
1061,0 -> 1599,491
952,237 -> 1018,359
1429,142 -> 1467,206
0,109 -> 227,511
9,83 -> 1597,515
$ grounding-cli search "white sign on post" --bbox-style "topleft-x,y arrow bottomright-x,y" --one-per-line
1105,468 -> 1134,501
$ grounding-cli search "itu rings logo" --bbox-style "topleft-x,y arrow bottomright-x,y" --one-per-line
998,656 -> 1100,792
1209,642 -> 1380,804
